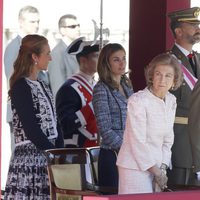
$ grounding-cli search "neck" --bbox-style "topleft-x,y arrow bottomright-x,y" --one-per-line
149,87 -> 165,100
176,39 -> 193,52
113,75 -> 121,86
80,69 -> 94,77
28,69 -> 38,81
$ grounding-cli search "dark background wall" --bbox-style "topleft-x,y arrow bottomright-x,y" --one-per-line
129,0 -> 190,91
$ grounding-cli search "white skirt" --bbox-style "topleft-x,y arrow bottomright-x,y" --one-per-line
118,166 -> 154,194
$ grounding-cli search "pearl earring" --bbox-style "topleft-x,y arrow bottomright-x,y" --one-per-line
34,62 -> 38,65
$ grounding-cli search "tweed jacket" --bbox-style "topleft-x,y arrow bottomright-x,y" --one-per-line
92,80 -> 133,150
170,44 -> 200,168
48,39 -> 79,97
117,88 -> 176,170
11,78 -> 63,150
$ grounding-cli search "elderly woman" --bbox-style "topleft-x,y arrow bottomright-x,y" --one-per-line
92,43 -> 133,193
117,53 -> 183,194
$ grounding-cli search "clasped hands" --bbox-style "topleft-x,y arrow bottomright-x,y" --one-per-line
149,164 -> 168,191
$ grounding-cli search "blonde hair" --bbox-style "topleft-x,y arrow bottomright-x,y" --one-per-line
145,53 -> 183,90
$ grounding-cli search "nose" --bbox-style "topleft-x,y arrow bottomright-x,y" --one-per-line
159,75 -> 166,82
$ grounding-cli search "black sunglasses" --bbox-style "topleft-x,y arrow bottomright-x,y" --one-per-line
62,24 -> 80,29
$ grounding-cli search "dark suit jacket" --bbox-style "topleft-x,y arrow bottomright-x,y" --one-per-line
170,45 -> 200,169
188,63 -> 200,172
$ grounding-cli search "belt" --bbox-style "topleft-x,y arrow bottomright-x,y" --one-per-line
174,117 -> 188,125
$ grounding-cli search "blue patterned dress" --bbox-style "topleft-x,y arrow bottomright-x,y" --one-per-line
4,77 -> 64,200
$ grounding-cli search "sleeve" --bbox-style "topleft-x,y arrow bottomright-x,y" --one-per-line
92,83 -> 122,149
56,84 -> 85,138
11,79 -> 55,150
124,96 -> 156,171
48,50 -> 66,98
188,81 -> 200,172
4,43 -> 18,82
162,99 -> 176,166
55,124 -> 64,148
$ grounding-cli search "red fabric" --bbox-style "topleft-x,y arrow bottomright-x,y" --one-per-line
188,53 -> 194,59
84,191 -> 200,200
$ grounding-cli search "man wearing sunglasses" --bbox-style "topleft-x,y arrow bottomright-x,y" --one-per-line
48,14 -> 81,98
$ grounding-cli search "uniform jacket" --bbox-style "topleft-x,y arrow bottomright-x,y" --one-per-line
92,80 -> 133,150
56,73 -> 98,147
117,88 -> 176,170
188,77 -> 200,172
48,39 -> 79,97
170,44 -> 200,168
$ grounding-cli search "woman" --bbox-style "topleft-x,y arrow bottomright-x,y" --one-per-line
92,43 -> 133,193
4,34 -> 64,199
117,53 -> 183,194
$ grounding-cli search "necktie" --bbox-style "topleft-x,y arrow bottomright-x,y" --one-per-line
187,53 -> 197,77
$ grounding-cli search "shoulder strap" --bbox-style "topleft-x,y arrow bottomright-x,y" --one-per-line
71,74 -> 93,95
180,63 -> 197,90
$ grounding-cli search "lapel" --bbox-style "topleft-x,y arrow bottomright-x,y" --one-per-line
172,45 -> 195,76
110,82 -> 132,104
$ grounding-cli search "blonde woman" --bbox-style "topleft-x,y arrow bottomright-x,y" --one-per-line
117,53 -> 183,194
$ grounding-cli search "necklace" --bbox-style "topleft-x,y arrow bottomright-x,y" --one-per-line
149,87 -> 165,101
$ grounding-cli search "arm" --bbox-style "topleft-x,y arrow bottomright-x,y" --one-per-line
48,51 -> 66,98
188,80 -> 200,172
4,42 -> 19,82
11,79 -> 55,150
161,101 -> 176,167
92,83 -> 122,149
55,124 -> 64,148
124,96 -> 156,171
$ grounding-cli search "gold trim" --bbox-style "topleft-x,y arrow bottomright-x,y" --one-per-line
194,9 -> 200,17
178,18 -> 199,22
174,117 -> 188,124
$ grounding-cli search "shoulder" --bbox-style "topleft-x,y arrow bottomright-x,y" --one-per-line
11,78 -> 31,100
56,79 -> 76,96
129,88 -> 148,101
4,36 -> 20,52
12,78 -> 27,89
93,81 -> 108,92
166,91 -> 176,102
51,41 -> 66,54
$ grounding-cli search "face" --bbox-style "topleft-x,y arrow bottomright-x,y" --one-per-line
61,18 -> 80,41
20,12 -> 40,34
34,44 -> 52,71
83,52 -> 99,75
178,22 -> 200,44
108,50 -> 126,78
152,64 -> 175,96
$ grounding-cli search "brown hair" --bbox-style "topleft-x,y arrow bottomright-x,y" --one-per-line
145,53 -> 183,90
97,43 -> 132,89
9,34 -> 48,96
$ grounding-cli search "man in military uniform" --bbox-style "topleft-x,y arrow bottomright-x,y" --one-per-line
56,37 -> 100,148
167,7 -> 200,186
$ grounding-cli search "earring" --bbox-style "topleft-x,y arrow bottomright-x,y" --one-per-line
34,62 -> 38,65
